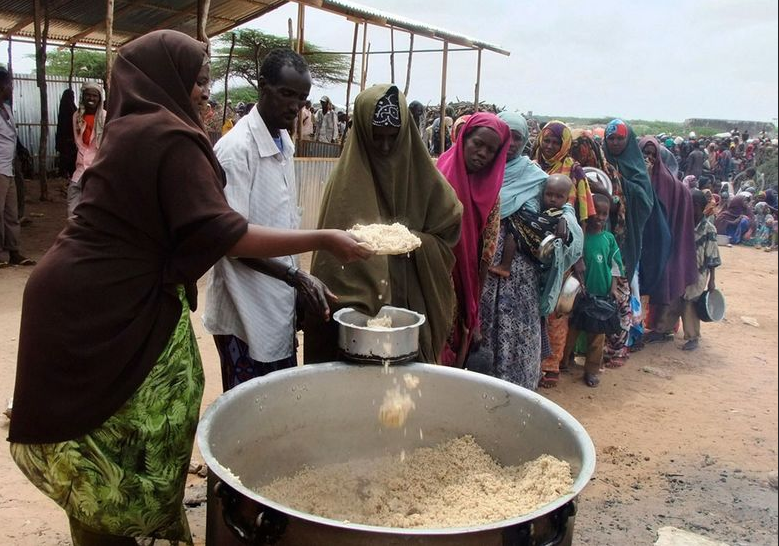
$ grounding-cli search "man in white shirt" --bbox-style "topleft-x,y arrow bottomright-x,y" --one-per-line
0,68 -> 34,267
315,95 -> 339,143
204,49 -> 334,390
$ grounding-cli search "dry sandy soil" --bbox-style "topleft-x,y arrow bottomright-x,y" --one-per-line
0,179 -> 777,546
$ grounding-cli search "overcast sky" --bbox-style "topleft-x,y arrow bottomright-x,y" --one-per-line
10,0 -> 779,123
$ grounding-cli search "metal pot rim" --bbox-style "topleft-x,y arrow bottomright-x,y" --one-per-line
333,305 -> 426,331
197,362 -> 596,535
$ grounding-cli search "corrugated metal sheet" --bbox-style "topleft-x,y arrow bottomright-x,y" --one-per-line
298,0 -> 509,55
11,74 -> 102,174
0,0 -> 287,46
296,139 -> 342,158
295,158 -> 337,229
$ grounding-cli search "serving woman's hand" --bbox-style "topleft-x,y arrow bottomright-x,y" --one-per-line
323,230 -> 375,263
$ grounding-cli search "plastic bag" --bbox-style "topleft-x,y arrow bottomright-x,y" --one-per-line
570,292 -> 621,335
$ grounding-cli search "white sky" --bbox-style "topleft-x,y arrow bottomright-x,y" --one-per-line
8,0 -> 779,123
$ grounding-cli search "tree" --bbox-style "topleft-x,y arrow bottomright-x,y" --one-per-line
210,29 -> 350,92
41,49 -> 107,82
210,86 -> 258,106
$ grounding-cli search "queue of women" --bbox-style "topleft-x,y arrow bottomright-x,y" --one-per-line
6,29 -> 737,544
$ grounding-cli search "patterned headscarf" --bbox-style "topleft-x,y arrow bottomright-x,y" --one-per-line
570,129 -> 626,246
605,119 -> 629,139
372,87 -> 401,128
532,120 -> 595,222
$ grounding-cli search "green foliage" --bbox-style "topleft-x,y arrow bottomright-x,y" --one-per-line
210,86 -> 258,105
41,49 -> 107,81
210,29 -> 349,91
757,156 -> 777,187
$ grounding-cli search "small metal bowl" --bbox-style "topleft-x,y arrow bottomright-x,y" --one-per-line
696,288 -> 726,322
332,306 -> 426,363
537,234 -> 559,265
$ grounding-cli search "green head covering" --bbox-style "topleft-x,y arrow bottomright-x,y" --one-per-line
306,84 -> 463,364
603,120 -> 654,280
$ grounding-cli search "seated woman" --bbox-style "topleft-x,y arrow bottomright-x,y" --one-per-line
715,194 -> 753,245
436,113 -> 511,367
304,85 -> 463,364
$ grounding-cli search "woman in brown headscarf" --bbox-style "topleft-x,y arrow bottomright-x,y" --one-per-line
305,84 -> 462,364
8,30 -> 369,545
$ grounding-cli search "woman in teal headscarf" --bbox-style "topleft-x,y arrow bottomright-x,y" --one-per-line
603,119 -> 670,349
603,119 -> 659,287
480,111 -> 581,390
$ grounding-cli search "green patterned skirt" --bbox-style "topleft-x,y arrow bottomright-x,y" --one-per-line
10,287 -> 204,544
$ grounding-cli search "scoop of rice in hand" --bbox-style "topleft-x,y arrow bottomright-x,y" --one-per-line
348,223 -> 422,255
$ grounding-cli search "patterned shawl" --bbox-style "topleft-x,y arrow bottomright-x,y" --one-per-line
532,120 -> 595,222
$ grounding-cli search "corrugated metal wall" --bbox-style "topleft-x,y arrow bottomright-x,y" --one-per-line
11,74 -> 102,174
294,158 -> 337,229
295,139 -> 342,158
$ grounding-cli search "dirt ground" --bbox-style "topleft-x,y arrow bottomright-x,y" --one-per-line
1,179 -> 777,546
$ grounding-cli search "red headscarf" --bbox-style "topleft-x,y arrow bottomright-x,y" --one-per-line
436,112 -> 510,339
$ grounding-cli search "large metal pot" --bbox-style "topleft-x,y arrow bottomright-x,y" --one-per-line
198,363 -> 596,546
333,306 -> 425,362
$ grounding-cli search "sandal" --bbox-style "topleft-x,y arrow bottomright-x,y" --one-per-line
605,357 -> 626,369
539,371 -> 560,389
583,372 -> 600,388
0,261 -> 8,269
9,254 -> 36,266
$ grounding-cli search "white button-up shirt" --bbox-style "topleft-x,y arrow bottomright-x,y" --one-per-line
203,108 -> 300,362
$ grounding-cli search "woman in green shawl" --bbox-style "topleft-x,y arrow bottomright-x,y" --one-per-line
304,85 -> 463,364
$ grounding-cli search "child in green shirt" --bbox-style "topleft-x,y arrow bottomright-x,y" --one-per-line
563,194 -> 624,387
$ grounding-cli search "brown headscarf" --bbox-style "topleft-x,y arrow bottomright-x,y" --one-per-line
9,30 -> 248,443
304,84 -> 462,364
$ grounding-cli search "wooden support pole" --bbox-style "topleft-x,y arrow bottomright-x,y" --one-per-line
105,0 -> 115,95
287,18 -> 294,48
438,40 -> 449,155
296,3 -> 305,54
197,0 -> 211,47
295,4 -> 306,149
403,33 -> 414,97
359,21 -> 368,91
474,48 -> 482,113
68,44 -> 75,88
33,0 -> 50,201
222,33 -> 235,125
363,42 -> 371,89
345,22 -> 359,116
389,27 -> 395,84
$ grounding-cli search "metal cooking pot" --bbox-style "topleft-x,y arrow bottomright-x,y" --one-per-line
198,363 -> 596,546
555,276 -> 581,316
696,288 -> 726,322
582,167 -> 612,196
333,306 -> 425,363
537,234 -> 559,266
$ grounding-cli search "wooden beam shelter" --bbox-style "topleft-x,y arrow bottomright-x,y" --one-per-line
344,21 -> 359,116
438,40 -> 448,155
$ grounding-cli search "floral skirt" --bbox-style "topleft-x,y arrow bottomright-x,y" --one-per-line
10,287 -> 203,544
